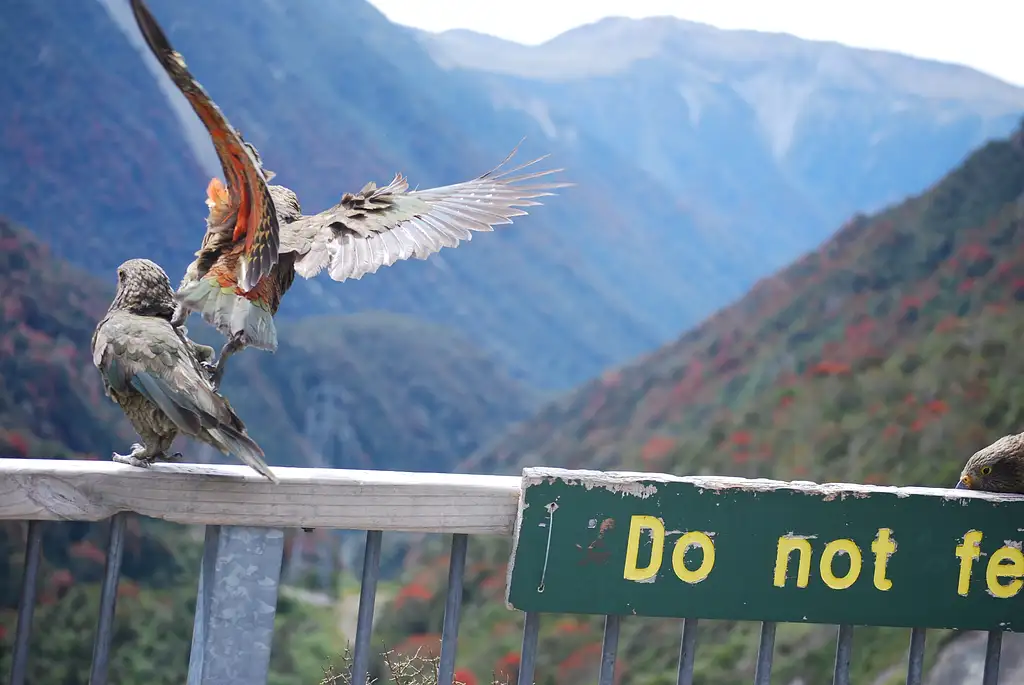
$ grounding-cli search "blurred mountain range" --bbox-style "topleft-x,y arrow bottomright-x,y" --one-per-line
3,0 -> 1022,391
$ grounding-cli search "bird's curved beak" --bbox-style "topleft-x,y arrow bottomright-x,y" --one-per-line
955,475 -> 972,490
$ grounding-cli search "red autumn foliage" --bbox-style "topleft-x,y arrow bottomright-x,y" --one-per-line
393,633 -> 441,659
69,540 -> 106,565
791,465 -> 809,477
495,651 -> 520,679
730,431 -> 752,447
883,425 -> 901,440
936,315 -> 961,333
960,244 -> 990,261
553,618 -> 591,635
640,436 -> 676,465
6,431 -> 29,457
924,399 -> 949,415
558,643 -> 626,685
392,582 -> 432,610
958,278 -> 975,293
454,667 -> 478,685
117,580 -> 141,599
810,361 -> 852,376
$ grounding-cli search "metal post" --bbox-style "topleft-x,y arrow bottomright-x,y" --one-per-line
437,534 -> 469,685
350,530 -> 383,685
89,513 -> 128,685
9,520 -> 44,685
754,622 -> 777,685
186,525 -> 285,685
676,618 -> 699,685
832,624 -> 854,685
598,614 -> 621,685
982,631 -> 1002,685
905,628 -> 927,685
516,612 -> 540,685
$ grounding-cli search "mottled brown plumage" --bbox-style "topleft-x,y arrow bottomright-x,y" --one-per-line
129,0 -> 570,390
91,258 -> 277,482
956,432 -> 1024,494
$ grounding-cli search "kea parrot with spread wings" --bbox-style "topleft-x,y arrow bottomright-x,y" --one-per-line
129,0 -> 571,390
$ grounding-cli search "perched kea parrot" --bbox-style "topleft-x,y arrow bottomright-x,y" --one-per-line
92,258 -> 278,482
129,0 -> 571,390
955,432 -> 1024,494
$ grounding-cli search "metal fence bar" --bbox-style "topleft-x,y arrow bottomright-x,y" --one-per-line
516,611 -> 540,685
349,529 -> 383,685
832,624 -> 854,685
89,512 -> 128,685
983,631 -> 1002,685
437,533 -> 469,685
905,628 -> 927,685
675,618 -> 699,685
598,614 -> 621,685
753,621 -> 777,685
9,520 -> 43,685
186,526 -> 285,685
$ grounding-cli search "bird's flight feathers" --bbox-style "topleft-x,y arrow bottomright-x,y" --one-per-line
128,0 -> 280,293
288,144 -> 572,282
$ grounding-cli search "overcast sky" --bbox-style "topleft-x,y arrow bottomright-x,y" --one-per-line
368,0 -> 1024,87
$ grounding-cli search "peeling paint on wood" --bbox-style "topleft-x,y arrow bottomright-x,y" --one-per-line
506,467 -> 1024,632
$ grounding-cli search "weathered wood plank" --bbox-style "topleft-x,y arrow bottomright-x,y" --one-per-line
0,459 -> 521,534
507,467 -> 1024,632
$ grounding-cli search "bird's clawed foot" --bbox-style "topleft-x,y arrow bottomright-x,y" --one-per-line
112,443 -> 152,468
200,360 -> 217,382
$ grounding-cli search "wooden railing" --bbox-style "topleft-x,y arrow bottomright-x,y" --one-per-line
1,458 -> 1020,685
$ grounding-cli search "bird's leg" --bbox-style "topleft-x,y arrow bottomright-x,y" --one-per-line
209,335 -> 245,391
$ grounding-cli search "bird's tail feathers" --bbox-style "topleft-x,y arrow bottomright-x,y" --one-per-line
207,425 -> 278,483
177,277 -> 278,352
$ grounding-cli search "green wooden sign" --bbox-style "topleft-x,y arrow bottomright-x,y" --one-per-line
505,468 -> 1024,632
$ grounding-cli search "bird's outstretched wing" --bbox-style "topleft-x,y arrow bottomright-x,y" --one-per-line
285,144 -> 572,282
129,0 -> 279,292
92,312 -> 277,482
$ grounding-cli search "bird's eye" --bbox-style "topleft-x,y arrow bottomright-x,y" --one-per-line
980,465 -> 993,476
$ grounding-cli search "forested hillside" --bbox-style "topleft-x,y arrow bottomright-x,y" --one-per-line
374,124 -> 1024,685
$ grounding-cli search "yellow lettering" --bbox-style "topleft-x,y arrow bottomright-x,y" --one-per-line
985,546 -> 1024,599
774,537 -> 812,588
623,515 -> 665,581
820,539 -> 862,590
871,528 -> 896,591
671,532 -> 715,584
955,530 -> 984,596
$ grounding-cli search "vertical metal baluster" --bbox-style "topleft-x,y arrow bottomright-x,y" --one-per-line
9,520 -> 44,685
89,512 -> 128,685
598,614 -> 621,685
186,526 -> 285,685
437,534 -> 469,685
905,628 -> 927,685
753,622 -> 777,685
516,612 -> 540,685
832,624 -> 854,685
676,618 -> 699,685
349,530 -> 382,685
982,631 -> 1002,685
